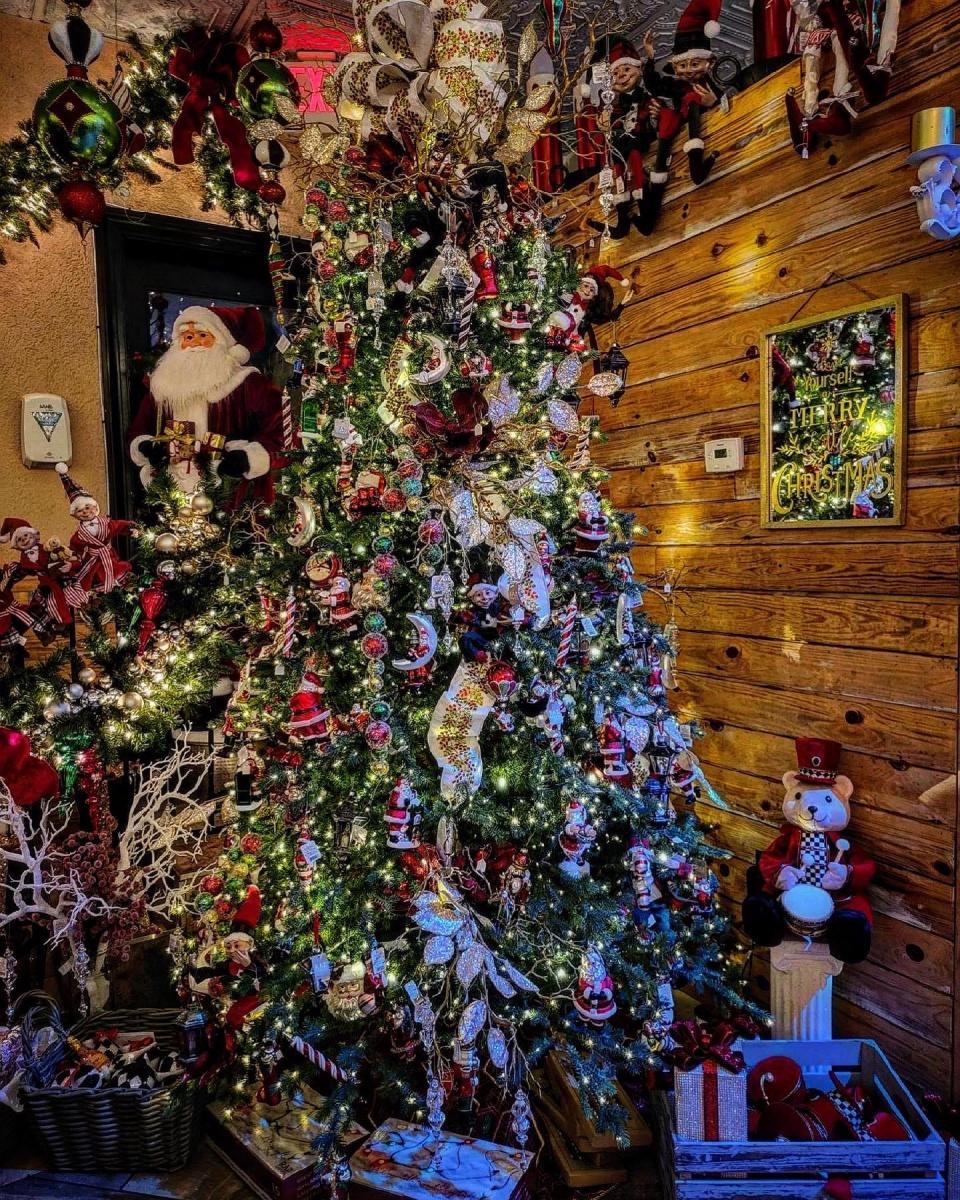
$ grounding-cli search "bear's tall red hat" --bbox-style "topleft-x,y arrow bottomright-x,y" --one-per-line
794,737 -> 841,782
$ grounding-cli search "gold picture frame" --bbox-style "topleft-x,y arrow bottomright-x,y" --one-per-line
760,294 -> 907,528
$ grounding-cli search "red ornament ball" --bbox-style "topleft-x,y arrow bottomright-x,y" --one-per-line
361,632 -> 389,659
249,17 -> 284,53
201,874 -> 224,895
328,199 -> 349,221
417,518 -> 444,545
240,833 -> 263,854
214,898 -> 233,917
345,146 -> 366,166
365,719 -> 393,750
394,459 -> 423,482
259,178 -> 286,205
306,188 -> 328,211
57,179 -> 105,231
382,488 -> 405,512
486,659 -> 518,700
373,553 -> 399,578
318,259 -> 336,279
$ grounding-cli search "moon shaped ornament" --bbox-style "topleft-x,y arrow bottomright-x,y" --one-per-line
392,613 -> 438,670
288,497 -> 318,547
408,333 -> 451,386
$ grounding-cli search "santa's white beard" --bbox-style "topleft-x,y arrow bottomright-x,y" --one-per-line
150,343 -> 245,433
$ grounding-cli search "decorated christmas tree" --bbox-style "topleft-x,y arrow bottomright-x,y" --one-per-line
169,7 -> 753,1173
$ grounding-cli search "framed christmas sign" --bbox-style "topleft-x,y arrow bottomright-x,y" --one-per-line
760,295 -> 907,528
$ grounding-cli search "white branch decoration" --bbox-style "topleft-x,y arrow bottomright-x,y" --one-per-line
117,734 -> 218,922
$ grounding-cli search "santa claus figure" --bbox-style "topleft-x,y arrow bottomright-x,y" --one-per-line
0,517 -> 83,643
573,946 -> 617,1024
56,464 -> 135,596
127,305 -> 284,506
285,661 -> 333,749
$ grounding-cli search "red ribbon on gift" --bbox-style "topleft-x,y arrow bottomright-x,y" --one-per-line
168,28 -> 261,192
667,1017 -> 758,1075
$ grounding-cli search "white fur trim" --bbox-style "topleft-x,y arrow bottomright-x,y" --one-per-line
684,138 -> 705,152
650,170 -> 670,184
612,55 -> 643,67
704,19 -> 721,37
130,434 -> 154,468
225,439 -> 271,480
228,343 -> 251,364
139,463 -> 155,489
611,191 -> 632,206
173,305 -> 236,350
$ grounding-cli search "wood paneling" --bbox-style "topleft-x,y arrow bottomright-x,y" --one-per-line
559,0 -> 960,1097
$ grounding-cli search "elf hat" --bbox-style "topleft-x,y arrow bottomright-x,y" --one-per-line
794,737 -> 842,783
172,305 -> 266,365
671,0 -> 721,61
593,35 -> 643,69
55,462 -> 96,515
231,885 -> 262,936
0,517 -> 37,544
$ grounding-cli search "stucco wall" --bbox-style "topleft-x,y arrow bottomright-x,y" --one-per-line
0,12 -> 302,541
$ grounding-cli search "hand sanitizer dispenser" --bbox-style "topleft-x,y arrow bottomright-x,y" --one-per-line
21,393 -> 72,468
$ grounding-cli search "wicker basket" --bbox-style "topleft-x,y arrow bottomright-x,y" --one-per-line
19,994 -> 204,1172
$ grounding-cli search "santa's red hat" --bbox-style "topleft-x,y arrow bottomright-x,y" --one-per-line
55,462 -> 95,515
231,885 -> 262,935
672,0 -> 721,60
0,517 -> 36,544
592,35 -> 642,69
172,305 -> 266,365
794,737 -> 841,783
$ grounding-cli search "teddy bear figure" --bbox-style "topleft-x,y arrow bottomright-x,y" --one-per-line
742,737 -> 874,964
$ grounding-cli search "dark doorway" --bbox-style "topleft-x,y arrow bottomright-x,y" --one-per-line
95,210 -> 307,518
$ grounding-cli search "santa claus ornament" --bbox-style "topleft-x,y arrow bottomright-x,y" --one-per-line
127,305 -> 284,507
573,946 -> 617,1025
742,738 -> 874,963
55,463 -> 135,596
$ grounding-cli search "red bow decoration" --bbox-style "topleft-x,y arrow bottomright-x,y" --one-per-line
666,1016 -> 760,1074
412,385 -> 492,458
168,27 -> 261,192
0,727 -> 60,808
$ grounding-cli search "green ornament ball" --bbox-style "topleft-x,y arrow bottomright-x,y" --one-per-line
196,893 -> 214,912
365,612 -> 387,633
332,221 -> 348,236
372,535 -> 394,554
33,79 -> 123,169
236,57 -> 301,124
370,699 -> 392,720
423,544 -> 443,565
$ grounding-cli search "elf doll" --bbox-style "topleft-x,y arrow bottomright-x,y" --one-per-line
0,517 -> 82,642
55,464 -> 136,596
642,0 -> 723,187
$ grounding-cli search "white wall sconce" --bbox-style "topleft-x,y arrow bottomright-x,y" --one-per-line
908,107 -> 960,241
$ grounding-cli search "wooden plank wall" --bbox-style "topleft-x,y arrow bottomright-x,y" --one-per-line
552,0 -> 960,1097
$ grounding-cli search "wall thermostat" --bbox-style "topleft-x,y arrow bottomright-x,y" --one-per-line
21,393 -> 72,468
704,436 -> 744,473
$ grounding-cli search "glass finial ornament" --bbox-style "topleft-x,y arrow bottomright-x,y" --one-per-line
236,19 -> 301,127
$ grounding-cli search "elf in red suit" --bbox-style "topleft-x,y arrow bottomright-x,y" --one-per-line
56,464 -> 135,597
742,737 -> 874,963
0,517 -> 83,642
189,886 -> 267,1029
127,305 -> 284,507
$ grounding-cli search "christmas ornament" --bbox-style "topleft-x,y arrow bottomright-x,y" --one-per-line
558,797 -> 597,878
385,778 -> 422,849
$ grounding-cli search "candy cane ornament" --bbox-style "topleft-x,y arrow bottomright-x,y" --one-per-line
556,600 -> 578,668
287,1034 -> 348,1083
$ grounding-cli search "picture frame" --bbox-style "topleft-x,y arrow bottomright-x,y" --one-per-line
760,294 -> 907,528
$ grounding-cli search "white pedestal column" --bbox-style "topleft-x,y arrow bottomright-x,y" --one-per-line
770,939 -> 843,1042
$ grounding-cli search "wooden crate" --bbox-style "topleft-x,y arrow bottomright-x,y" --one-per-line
655,1039 -> 945,1200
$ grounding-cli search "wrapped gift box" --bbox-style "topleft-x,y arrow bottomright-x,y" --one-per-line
206,1086 -> 366,1200
674,1060 -> 747,1142
349,1118 -> 533,1200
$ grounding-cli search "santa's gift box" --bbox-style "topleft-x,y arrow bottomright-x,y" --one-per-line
669,1019 -> 750,1142
348,1117 -> 534,1200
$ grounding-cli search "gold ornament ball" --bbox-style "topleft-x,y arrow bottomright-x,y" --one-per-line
191,492 -> 214,515
121,690 -> 144,712
77,667 -> 97,686
177,506 -> 194,521
155,532 -> 179,554
181,560 -> 198,576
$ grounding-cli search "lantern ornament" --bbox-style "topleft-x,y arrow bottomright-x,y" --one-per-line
588,342 -> 629,405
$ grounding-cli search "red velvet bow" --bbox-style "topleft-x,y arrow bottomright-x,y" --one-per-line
0,727 -> 60,808
168,27 -> 261,192
667,1017 -> 759,1074
412,385 -> 492,458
